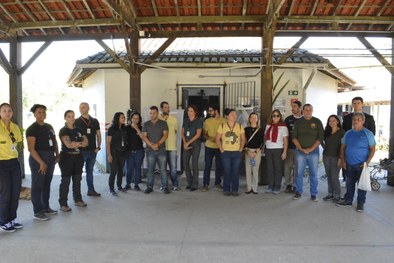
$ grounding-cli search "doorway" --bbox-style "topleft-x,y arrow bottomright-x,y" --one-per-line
181,87 -> 221,119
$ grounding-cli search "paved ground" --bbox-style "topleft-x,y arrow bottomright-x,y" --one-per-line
1,166 -> 394,263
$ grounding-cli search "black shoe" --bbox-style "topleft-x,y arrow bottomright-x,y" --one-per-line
186,185 -> 191,190
125,185 -> 132,190
232,192 -> 239,196
285,185 -> 292,193
144,187 -> 153,194
134,185 -> 141,191
292,192 -> 301,200
0,223 -> 16,233
190,187 -> 197,191
245,190 -> 252,194
336,200 -> 352,207
110,190 -> 118,196
44,208 -> 58,215
252,191 -> 258,194
356,203 -> 364,213
323,195 -> 334,201
332,197 -> 340,203
163,188 -> 170,194
118,187 -> 127,192
11,219 -> 24,229
87,191 -> 101,197
223,192 -> 232,196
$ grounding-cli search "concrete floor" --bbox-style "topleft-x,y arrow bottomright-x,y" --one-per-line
1,167 -> 394,263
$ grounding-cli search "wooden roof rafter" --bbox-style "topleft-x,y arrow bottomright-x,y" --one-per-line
344,0 -> 369,31
36,0 -> 65,35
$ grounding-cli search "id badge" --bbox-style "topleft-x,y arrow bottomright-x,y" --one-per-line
121,140 -> 124,147
87,128 -> 91,134
11,145 -> 17,151
186,131 -> 190,137
49,139 -> 53,147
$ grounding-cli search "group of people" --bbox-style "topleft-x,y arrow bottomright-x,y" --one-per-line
0,96 -> 376,233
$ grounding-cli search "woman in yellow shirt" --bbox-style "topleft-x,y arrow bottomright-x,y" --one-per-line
216,109 -> 246,196
0,103 -> 23,233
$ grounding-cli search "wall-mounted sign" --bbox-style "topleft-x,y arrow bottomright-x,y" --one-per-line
288,90 -> 298,95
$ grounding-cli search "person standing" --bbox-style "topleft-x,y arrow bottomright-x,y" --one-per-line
125,111 -> 144,191
337,112 -> 376,212
75,102 -> 102,197
284,100 -> 303,193
107,112 -> 128,196
58,110 -> 88,212
322,115 -> 345,202
202,104 -> 226,191
26,104 -> 59,221
216,109 -> 246,196
264,110 -> 288,194
342,97 -> 375,135
182,105 -> 203,191
244,112 -> 264,194
292,104 -> 324,201
0,103 -> 23,232
159,101 -> 179,191
142,106 -> 169,194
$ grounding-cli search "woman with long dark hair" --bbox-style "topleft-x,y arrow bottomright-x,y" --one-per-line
26,104 -> 59,221
264,109 -> 288,194
0,103 -> 23,232
58,110 -> 88,212
107,112 -> 128,196
125,111 -> 144,191
181,105 -> 203,191
322,115 -> 345,202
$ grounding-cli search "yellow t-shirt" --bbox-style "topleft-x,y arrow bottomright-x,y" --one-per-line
0,120 -> 22,160
204,117 -> 227,149
217,122 -> 245,151
159,114 -> 178,151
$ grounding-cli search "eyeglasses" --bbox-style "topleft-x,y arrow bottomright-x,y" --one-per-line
9,132 -> 16,143
272,114 -> 280,118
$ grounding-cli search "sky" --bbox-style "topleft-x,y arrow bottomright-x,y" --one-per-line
0,36 -> 392,105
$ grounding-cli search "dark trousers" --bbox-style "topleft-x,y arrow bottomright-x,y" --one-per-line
0,159 -> 22,225
203,146 -> 223,186
125,150 -> 144,186
183,142 -> 201,189
266,148 -> 284,191
345,163 -> 367,204
29,151 -> 56,214
58,152 -> 84,206
109,151 -> 126,191
221,151 -> 242,193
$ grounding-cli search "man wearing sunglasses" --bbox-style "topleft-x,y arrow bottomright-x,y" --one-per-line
291,104 -> 324,202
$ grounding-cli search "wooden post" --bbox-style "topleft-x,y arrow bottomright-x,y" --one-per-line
389,37 -> 394,160
129,31 -> 141,112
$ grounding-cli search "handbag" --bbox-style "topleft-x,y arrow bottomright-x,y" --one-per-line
357,162 -> 371,192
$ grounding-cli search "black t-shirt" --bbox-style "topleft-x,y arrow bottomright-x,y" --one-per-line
107,126 -> 128,153
244,127 -> 264,149
75,116 -> 100,150
125,125 -> 144,151
25,122 -> 57,152
59,126 -> 84,153
285,115 -> 302,149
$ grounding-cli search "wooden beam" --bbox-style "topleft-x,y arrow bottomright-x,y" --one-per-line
140,37 -> 176,73
12,19 -> 121,29
0,2 -> 29,36
18,41 -> 52,75
102,0 -> 140,31
344,0 -> 368,31
0,47 -> 12,74
95,38 -> 130,72
274,35 -> 308,67
129,30 -> 141,112
389,37 -> 394,161
357,36 -> 394,75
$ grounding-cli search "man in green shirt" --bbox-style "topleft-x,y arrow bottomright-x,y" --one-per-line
292,104 -> 324,201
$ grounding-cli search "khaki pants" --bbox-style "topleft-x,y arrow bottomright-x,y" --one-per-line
245,150 -> 261,192
284,149 -> 296,186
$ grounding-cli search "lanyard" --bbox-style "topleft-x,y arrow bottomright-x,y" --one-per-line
80,116 -> 91,127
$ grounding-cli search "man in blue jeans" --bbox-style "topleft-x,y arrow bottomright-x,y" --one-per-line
75,102 -> 102,197
142,106 -> 170,194
337,112 -> 375,212
292,104 -> 324,201
202,104 -> 226,191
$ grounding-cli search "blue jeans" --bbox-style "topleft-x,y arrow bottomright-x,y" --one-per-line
221,151 -> 242,193
295,148 -> 319,196
345,163 -> 366,204
29,151 -> 56,214
146,150 -> 168,189
125,150 -> 145,186
203,146 -> 223,186
82,151 -> 97,192
167,151 -> 178,187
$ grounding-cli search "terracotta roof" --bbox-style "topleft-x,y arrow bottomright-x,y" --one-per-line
1,0 -> 393,41
68,48 -> 355,87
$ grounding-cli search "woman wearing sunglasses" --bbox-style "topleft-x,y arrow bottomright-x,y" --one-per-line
0,103 -> 23,232
264,109 -> 288,194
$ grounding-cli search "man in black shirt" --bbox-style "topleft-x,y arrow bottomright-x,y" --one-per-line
75,103 -> 102,197
284,100 -> 303,193
342,97 -> 376,135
